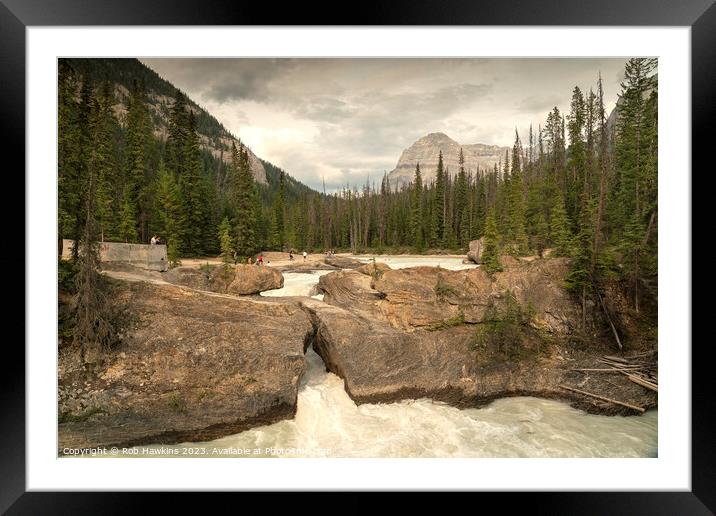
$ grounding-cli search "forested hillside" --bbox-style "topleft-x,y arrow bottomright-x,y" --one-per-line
58,58 -> 657,318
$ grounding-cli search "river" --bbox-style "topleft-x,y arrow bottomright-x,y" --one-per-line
134,255 -> 658,458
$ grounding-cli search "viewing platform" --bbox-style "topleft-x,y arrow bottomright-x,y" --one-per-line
61,239 -> 168,272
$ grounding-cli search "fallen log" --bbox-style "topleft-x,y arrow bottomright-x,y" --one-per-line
603,355 -> 630,364
597,359 -> 641,370
559,384 -> 646,413
571,368 -> 637,373
627,375 -> 658,392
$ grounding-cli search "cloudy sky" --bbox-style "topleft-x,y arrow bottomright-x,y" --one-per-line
141,58 -> 629,191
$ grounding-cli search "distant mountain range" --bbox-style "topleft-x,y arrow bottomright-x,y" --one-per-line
387,132 -> 510,188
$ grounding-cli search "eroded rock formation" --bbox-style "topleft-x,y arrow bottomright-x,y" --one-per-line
58,281 -> 312,451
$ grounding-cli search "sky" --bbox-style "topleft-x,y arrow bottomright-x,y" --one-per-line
141,58 -> 629,191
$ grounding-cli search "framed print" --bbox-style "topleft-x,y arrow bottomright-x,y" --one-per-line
4,0 -> 711,512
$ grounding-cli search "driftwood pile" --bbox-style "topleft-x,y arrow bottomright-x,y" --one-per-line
561,353 -> 658,413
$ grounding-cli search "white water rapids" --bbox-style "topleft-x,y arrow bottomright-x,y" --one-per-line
133,255 -> 657,458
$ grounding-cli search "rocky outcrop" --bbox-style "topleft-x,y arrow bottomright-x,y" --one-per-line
275,261 -> 339,273
387,132 -> 509,188
164,266 -> 210,290
317,271 -> 386,320
467,238 -> 484,264
208,264 -> 284,295
318,258 -> 579,334
324,256 -> 365,270
58,281 -> 313,452
306,257 -> 655,414
356,262 -> 391,277
301,298 -> 480,406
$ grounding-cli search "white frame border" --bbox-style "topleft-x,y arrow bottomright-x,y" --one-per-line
27,26 -> 690,491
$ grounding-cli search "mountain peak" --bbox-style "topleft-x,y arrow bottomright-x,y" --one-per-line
388,133 -> 509,187
419,132 -> 455,143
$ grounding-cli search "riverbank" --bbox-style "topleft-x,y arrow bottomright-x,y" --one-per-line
58,253 -> 657,455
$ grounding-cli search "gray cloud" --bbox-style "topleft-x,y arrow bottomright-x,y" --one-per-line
517,94 -> 563,113
140,58 -> 630,191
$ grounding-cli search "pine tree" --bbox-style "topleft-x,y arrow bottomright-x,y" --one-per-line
432,150 -> 446,245
218,216 -> 235,265
178,111 -> 206,255
233,144 -> 259,257
592,73 -> 610,274
58,62 -> 83,253
533,212 -> 549,258
118,190 -> 138,243
91,81 -> 120,242
410,162 -> 423,249
565,193 -> 595,328
482,209 -> 502,274
620,210 -> 647,313
124,79 -> 152,241
550,192 -> 571,256
271,170 -> 286,250
153,160 -> 182,261
612,58 -> 657,234
508,130 -> 528,254
566,86 -> 587,219
73,132 -> 118,362
166,90 -> 188,179
455,149 -> 469,246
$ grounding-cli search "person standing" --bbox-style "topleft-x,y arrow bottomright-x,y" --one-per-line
303,251 -> 308,261
150,235 -> 157,245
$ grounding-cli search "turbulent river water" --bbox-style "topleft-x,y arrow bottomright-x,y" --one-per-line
135,255 -> 657,458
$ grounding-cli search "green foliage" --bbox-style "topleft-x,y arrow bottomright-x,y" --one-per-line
471,291 -> 536,360
57,58 -> 658,332
411,163 -> 423,249
532,212 -> 549,258
218,217 -> 235,265
154,160 -> 182,265
118,192 -> 138,243
167,392 -> 187,413
198,262 -> 216,275
434,273 -> 458,302
549,192 -> 571,256
271,171 -> 286,250
431,151 -> 446,246
425,311 -> 466,331
167,240 -> 182,268
482,210 -> 502,274
58,258 -> 79,294
231,143 -> 259,257
58,406 -> 105,424
73,155 -> 123,361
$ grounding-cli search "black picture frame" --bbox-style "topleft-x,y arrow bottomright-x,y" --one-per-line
3,0 -> 708,512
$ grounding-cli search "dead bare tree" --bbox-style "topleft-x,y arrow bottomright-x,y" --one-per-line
73,156 -> 118,364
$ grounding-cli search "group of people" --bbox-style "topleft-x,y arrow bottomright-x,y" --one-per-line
324,249 -> 336,258
245,254 -> 267,266
234,250 -> 312,266
149,235 -> 163,245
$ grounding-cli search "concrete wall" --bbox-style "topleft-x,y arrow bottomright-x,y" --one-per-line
62,239 -> 168,272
